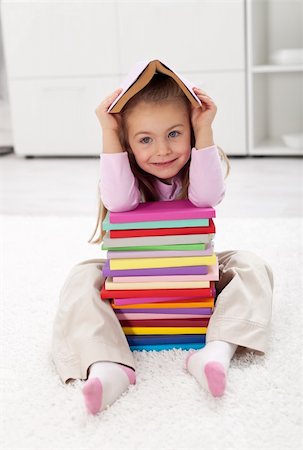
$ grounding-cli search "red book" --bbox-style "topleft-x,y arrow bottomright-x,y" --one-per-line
100,282 -> 215,300
119,318 -> 210,327
110,220 -> 215,238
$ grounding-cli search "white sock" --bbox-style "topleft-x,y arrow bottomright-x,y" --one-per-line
186,340 -> 237,397
82,361 -> 136,414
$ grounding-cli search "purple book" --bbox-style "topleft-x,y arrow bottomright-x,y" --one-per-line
113,307 -> 213,314
102,260 -> 208,277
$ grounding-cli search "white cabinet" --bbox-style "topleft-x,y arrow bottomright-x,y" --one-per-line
1,0 -> 246,156
246,0 -> 303,155
8,77 -> 120,156
187,72 -> 246,155
117,0 -> 245,72
1,0 -> 121,156
2,1 -> 119,77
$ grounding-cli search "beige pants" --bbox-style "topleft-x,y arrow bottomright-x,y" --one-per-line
51,250 -> 274,383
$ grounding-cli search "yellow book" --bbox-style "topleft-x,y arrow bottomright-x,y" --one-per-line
112,300 -> 215,309
122,326 -> 208,335
105,279 -> 210,290
110,255 -> 217,270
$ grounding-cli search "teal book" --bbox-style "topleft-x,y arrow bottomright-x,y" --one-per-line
102,212 -> 209,231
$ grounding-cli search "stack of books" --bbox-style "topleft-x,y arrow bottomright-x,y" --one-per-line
100,199 -> 218,352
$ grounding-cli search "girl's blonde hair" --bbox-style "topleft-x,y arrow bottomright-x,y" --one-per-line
88,74 -> 230,245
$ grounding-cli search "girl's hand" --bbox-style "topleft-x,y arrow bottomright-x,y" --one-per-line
95,88 -> 123,131
190,87 -> 217,135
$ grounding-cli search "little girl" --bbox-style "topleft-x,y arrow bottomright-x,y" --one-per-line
52,71 -> 274,415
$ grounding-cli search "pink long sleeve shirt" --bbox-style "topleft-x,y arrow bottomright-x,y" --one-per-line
99,145 -> 225,211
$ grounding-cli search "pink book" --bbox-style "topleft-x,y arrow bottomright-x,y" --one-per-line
113,274 -> 209,283
115,313 -> 212,320
109,199 -> 215,224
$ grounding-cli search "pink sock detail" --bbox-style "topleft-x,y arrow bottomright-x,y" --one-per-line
120,366 -> 136,385
82,377 -> 103,415
204,362 -> 226,397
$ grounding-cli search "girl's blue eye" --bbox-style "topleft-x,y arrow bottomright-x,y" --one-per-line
169,131 -> 180,138
140,137 -> 151,144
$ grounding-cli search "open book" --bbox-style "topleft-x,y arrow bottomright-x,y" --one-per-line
107,59 -> 202,113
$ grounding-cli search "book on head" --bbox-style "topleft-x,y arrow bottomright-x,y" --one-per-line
107,59 -> 202,113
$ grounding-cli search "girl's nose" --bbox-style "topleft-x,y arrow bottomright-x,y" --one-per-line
156,141 -> 171,156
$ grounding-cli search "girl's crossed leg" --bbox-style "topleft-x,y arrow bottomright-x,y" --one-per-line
186,250 -> 274,396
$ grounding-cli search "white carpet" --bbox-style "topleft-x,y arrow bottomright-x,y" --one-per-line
1,215 -> 302,450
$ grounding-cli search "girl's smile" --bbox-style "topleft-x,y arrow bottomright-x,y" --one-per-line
151,157 -> 178,167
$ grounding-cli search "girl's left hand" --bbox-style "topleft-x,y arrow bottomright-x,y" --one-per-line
190,87 -> 217,134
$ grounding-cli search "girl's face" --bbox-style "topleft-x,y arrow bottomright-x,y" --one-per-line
126,100 -> 192,183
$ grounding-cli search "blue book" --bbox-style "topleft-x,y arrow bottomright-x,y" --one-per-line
130,342 -> 205,352
126,334 -> 206,346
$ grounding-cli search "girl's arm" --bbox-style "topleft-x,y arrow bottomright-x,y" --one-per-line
188,144 -> 226,207
99,151 -> 141,212
95,90 -> 141,211
188,88 -> 226,207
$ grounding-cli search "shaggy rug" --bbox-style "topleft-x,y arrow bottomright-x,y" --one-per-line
0,215 -> 302,450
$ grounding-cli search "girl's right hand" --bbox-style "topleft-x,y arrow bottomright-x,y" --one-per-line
95,88 -> 123,131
